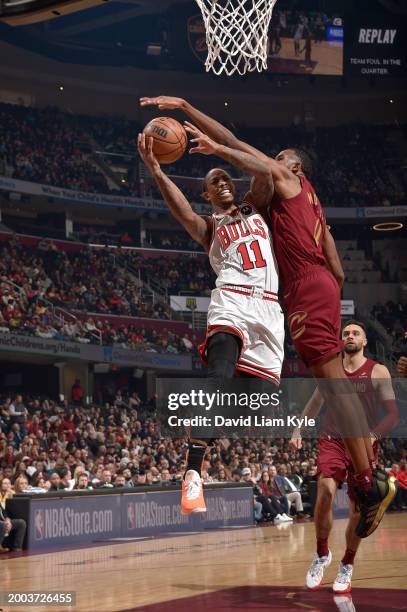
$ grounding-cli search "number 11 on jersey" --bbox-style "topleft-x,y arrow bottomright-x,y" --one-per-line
237,240 -> 267,270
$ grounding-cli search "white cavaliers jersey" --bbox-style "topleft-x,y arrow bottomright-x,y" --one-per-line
208,204 -> 279,293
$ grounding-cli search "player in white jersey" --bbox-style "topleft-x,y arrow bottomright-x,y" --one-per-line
204,200 -> 283,383
138,130 -> 284,514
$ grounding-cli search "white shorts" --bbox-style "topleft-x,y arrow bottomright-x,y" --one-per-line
199,286 -> 285,384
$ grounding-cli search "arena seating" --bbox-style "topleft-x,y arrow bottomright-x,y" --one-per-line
0,392 -> 405,514
1,102 -> 406,208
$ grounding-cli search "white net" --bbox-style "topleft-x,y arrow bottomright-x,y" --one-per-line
195,0 -> 278,76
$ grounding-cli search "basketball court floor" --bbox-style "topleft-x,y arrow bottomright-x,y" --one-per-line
2,513 -> 406,611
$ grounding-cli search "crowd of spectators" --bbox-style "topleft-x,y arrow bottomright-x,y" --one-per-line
125,251 -> 214,296
0,236 -> 168,317
371,301 -> 407,354
0,104 -> 111,194
0,236 -> 203,353
2,232 -> 403,361
0,391 -> 406,539
1,102 -> 405,209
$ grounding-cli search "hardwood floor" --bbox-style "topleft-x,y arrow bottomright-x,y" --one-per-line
1,514 -> 406,611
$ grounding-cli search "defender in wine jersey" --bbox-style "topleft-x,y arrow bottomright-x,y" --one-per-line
140,95 -> 397,537
290,321 -> 398,593
200,203 -> 284,383
138,129 -> 283,516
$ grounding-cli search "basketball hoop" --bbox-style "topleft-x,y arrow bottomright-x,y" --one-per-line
194,0 -> 278,76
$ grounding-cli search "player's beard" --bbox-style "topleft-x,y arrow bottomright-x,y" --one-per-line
343,342 -> 362,355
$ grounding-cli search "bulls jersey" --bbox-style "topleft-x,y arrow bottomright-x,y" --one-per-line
270,174 -> 327,286
208,204 -> 279,294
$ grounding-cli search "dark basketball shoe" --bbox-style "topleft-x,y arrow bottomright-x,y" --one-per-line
355,469 -> 398,538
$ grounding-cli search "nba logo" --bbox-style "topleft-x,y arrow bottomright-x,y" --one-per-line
240,205 -> 252,216
127,503 -> 136,530
34,509 -> 45,541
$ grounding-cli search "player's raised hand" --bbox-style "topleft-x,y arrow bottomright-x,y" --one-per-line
137,133 -> 160,174
184,121 -> 218,156
140,96 -> 185,110
289,428 -> 302,450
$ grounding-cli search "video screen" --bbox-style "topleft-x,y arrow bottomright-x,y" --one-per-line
268,8 -> 344,75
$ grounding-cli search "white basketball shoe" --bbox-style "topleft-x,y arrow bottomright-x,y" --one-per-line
306,550 -> 332,590
333,562 -> 353,594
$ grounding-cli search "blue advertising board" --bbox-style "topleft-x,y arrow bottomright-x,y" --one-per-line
28,494 -> 122,548
18,485 -> 253,550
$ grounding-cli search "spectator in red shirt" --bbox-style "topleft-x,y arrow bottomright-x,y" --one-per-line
71,380 -> 84,405
389,461 -> 407,510
58,413 -> 76,443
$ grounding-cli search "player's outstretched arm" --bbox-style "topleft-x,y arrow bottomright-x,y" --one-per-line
140,95 -> 271,163
184,123 -> 274,211
137,133 -> 212,251
322,228 -> 345,289
289,387 -> 324,450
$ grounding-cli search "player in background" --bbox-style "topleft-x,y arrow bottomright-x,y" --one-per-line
289,321 -> 398,593
137,132 -> 284,514
139,95 -> 397,538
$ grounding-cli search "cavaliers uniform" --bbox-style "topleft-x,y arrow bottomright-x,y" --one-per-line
270,174 -> 343,367
199,204 -> 284,384
317,358 -> 380,500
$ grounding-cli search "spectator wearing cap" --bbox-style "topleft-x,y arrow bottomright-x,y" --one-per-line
232,469 -> 242,482
134,470 -> 147,486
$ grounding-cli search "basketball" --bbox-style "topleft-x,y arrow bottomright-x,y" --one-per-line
143,117 -> 188,164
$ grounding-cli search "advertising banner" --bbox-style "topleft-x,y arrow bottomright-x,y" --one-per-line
345,12 -> 405,76
28,495 -> 122,549
10,485 -> 253,550
0,332 -> 192,370
0,176 -> 210,214
1,176 -> 406,219
170,295 -> 210,312
122,487 -> 253,537
169,299 -> 354,316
